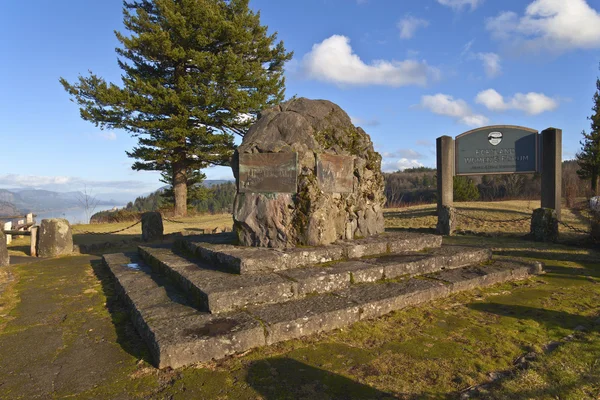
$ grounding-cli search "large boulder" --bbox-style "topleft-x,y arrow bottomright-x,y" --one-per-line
38,219 -> 73,257
233,98 -> 385,248
0,231 -> 8,267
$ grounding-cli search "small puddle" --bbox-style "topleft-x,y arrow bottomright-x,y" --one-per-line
124,263 -> 141,270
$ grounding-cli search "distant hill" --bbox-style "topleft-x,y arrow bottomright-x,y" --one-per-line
0,201 -> 19,217
0,189 -> 116,213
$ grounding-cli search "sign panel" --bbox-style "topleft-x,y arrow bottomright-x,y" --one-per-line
455,125 -> 538,175
316,154 -> 354,193
238,153 -> 297,193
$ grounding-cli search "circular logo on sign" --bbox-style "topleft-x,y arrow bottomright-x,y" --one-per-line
488,131 -> 503,146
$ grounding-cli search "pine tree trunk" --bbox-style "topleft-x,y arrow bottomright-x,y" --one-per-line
593,172 -> 599,196
173,162 -> 187,217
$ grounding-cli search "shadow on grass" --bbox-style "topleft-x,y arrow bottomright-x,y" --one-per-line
495,248 -> 600,264
386,227 -> 437,234
246,358 -> 399,400
456,207 -> 533,216
468,303 -> 592,332
384,209 -> 436,219
89,259 -> 153,365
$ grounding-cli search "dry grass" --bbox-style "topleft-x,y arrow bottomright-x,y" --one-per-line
7,213 -> 233,256
385,200 -> 592,241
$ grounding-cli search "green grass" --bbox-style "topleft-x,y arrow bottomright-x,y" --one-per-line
0,203 -> 599,398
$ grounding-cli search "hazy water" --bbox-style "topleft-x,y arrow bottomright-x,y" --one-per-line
34,205 -> 124,225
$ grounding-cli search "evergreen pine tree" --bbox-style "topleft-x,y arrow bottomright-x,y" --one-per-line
61,0 -> 292,216
576,66 -> 600,196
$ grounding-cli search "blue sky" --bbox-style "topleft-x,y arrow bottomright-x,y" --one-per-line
1,0 -> 599,201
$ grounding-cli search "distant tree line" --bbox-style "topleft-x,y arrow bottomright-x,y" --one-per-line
384,162 -> 589,207
91,182 -> 236,223
126,182 -> 236,214
92,161 -> 590,223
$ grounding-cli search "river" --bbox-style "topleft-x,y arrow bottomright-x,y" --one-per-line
34,205 -> 124,225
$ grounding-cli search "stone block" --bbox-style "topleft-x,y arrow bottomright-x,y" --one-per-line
363,246 -> 492,279
103,252 -> 266,369
279,264 -> 352,296
530,208 -> 558,242
30,226 -> 38,257
338,280 -> 449,320
436,206 -> 456,235
342,237 -> 388,259
0,231 -> 8,267
37,219 -> 73,258
141,212 -> 163,242
247,295 -> 361,345
139,246 -> 296,313
386,231 -> 442,253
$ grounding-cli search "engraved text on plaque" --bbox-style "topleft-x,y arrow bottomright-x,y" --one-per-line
239,153 -> 298,193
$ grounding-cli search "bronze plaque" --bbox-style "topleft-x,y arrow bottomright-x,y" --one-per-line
317,154 -> 354,193
239,153 -> 298,193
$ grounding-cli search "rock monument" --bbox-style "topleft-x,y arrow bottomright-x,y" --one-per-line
232,98 -> 385,248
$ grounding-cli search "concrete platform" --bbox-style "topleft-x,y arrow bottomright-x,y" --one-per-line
177,231 -> 442,274
138,244 -> 492,313
103,250 -> 543,369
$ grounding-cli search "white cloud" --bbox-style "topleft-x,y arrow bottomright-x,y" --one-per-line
382,159 -> 424,172
461,39 -> 475,57
302,35 -> 440,87
477,53 -> 501,78
99,131 -> 117,141
437,0 -> 483,11
475,89 -> 507,111
397,16 -> 429,39
0,174 -> 149,192
421,94 -> 489,126
476,89 -> 558,115
486,0 -> 600,52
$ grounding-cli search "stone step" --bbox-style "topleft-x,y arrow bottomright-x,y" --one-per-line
103,252 -> 543,369
139,244 -> 491,313
177,231 -> 442,274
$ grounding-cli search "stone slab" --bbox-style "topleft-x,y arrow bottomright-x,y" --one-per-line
141,243 -> 492,313
139,246 -> 296,313
362,246 -> 492,279
338,279 -> 449,320
429,259 -> 543,293
277,260 -> 383,296
385,231 -> 442,254
103,251 -> 543,369
183,231 -> 442,274
102,252 -> 265,369
246,295 -> 361,345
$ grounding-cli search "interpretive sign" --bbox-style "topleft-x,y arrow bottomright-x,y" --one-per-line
316,154 -> 354,193
239,153 -> 298,193
455,125 -> 538,175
